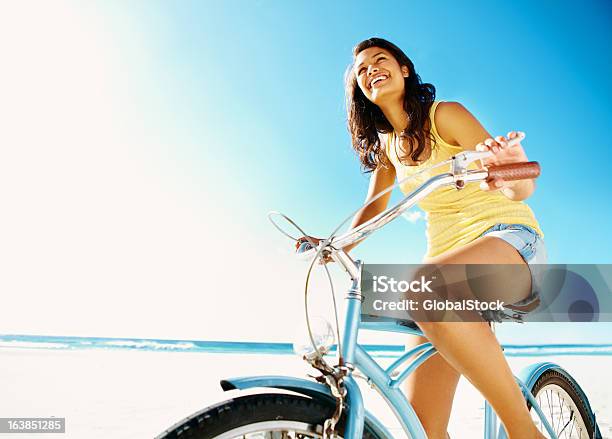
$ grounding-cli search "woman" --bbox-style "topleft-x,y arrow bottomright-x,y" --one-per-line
306,38 -> 547,439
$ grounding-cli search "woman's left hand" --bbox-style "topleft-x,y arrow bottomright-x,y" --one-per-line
476,131 -> 528,191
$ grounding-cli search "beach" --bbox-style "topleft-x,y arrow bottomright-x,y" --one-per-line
0,348 -> 610,438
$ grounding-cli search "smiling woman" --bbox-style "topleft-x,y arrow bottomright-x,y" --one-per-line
345,38 -> 436,170
297,37 -> 550,439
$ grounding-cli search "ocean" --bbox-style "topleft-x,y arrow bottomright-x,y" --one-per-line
2,334 -> 612,357
1,335 -> 610,438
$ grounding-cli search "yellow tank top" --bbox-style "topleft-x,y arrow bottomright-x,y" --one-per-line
385,101 -> 543,258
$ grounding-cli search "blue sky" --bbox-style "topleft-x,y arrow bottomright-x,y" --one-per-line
108,0 -> 612,263
0,1 -> 610,343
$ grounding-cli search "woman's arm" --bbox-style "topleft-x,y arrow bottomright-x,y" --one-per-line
434,102 -> 535,201
344,160 -> 396,253
295,159 -> 396,257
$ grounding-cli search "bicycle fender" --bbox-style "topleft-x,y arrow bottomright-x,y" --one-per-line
517,361 -> 560,390
220,375 -> 392,439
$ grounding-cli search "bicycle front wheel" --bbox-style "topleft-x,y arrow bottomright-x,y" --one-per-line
156,393 -> 384,439
528,368 -> 600,439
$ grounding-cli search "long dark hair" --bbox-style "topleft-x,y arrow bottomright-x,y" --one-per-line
345,38 -> 436,172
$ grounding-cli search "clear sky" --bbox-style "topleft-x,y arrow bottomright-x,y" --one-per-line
0,1 -> 610,344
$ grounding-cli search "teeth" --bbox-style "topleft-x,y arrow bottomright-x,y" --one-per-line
370,75 -> 388,88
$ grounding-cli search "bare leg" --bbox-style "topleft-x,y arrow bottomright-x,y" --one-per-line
403,334 -> 460,439
416,236 -> 546,439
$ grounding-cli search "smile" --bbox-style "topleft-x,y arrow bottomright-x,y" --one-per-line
368,74 -> 389,90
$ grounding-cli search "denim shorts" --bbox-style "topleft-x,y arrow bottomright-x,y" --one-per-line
479,223 -> 547,322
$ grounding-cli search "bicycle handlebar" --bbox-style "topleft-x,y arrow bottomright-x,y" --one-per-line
296,156 -> 541,261
488,161 -> 541,181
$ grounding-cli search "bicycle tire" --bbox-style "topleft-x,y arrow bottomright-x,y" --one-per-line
156,393 -> 385,439
528,368 -> 600,438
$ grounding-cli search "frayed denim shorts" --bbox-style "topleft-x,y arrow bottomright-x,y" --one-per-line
479,223 -> 547,322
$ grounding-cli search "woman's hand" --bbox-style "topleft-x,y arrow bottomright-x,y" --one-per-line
476,131 -> 528,191
295,236 -> 333,264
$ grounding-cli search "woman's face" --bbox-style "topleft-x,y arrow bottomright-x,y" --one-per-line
354,47 -> 409,105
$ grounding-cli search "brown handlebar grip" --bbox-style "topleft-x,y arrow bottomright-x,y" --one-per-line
487,161 -> 541,181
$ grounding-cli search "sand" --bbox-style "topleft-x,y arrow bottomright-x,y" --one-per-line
0,348 -> 609,438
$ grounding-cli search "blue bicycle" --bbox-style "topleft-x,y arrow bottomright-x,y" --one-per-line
157,151 -> 601,439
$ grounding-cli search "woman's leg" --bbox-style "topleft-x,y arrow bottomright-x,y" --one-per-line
403,334 -> 460,439
416,235 -> 545,439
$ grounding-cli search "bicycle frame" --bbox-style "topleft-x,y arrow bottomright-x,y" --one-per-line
334,254 -> 559,439
215,152 -> 601,439
257,152 -> 558,438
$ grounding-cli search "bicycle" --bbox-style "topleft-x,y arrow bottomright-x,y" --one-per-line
157,148 -> 602,439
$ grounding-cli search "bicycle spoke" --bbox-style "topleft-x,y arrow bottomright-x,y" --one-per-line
560,391 -> 567,435
557,413 -> 572,437
238,430 -> 319,439
553,393 -> 563,436
546,389 -> 554,432
568,415 -> 575,438
537,393 -> 544,432
530,382 -> 591,439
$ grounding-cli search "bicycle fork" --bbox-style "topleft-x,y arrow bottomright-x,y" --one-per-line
331,251 -> 366,439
